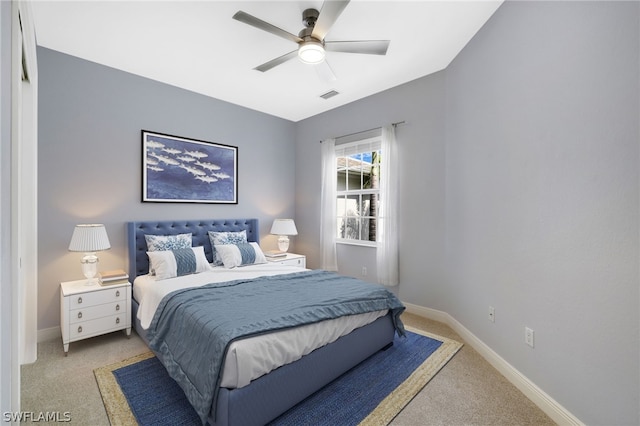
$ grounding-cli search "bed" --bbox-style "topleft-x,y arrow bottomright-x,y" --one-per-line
127,218 -> 404,426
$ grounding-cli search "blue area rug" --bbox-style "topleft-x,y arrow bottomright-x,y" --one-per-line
95,329 -> 462,426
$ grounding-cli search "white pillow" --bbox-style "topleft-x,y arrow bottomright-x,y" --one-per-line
214,242 -> 267,269
147,246 -> 210,280
208,230 -> 248,266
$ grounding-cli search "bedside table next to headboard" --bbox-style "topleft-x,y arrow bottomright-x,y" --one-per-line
60,279 -> 131,355
266,253 -> 306,268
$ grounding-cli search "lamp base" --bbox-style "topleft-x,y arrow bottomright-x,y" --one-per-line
277,235 -> 290,253
81,253 -> 99,286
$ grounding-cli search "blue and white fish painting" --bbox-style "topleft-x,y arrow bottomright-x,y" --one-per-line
143,132 -> 237,203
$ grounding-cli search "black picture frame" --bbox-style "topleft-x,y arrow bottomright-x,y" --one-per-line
142,130 -> 238,204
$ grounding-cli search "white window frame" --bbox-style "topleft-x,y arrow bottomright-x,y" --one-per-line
335,136 -> 382,247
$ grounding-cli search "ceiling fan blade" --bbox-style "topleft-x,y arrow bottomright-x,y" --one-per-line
314,60 -> 337,83
325,40 -> 390,55
254,50 -> 298,72
233,11 -> 302,44
311,0 -> 350,41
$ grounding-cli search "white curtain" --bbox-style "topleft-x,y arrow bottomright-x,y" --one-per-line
320,138 -> 338,271
377,125 -> 399,286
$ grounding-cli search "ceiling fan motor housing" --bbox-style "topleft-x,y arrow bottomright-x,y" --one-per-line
298,27 -> 319,42
298,9 -> 324,64
298,8 -> 325,64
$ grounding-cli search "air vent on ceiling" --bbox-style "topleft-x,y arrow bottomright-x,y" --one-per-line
320,90 -> 339,100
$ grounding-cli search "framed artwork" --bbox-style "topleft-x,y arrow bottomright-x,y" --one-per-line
142,130 -> 238,204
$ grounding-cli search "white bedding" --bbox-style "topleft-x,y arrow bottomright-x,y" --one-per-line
134,263 -> 307,329
133,264 -> 387,388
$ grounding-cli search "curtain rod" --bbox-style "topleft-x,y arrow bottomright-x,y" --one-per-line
320,120 -> 406,143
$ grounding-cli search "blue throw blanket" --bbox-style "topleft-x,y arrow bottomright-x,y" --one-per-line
147,269 -> 405,424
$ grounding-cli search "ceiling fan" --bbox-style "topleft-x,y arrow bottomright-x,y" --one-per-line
232,1 -> 390,81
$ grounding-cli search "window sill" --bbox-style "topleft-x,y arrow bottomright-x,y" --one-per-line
336,240 -> 378,248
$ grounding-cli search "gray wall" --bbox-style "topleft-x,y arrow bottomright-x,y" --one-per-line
295,71 -> 447,304
296,1 -> 639,424
445,2 -> 639,424
37,47 -> 297,331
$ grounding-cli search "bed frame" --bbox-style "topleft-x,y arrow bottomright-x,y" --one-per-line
127,218 -> 395,426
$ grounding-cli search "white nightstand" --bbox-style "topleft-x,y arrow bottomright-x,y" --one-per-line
267,253 -> 306,268
60,279 -> 131,355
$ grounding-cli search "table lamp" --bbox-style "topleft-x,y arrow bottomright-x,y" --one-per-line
270,219 -> 298,252
68,224 -> 111,285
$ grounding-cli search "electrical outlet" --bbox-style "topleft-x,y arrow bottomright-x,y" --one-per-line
488,306 -> 495,323
361,266 -> 367,276
525,327 -> 535,348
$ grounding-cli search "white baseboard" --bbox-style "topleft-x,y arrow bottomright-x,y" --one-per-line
38,326 -> 60,343
403,302 -> 584,426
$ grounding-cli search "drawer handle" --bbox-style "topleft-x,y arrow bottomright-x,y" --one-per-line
116,304 -> 120,311
77,326 -> 83,333
77,312 -> 82,319
116,317 -> 120,325
77,297 -> 82,304
116,290 -> 120,297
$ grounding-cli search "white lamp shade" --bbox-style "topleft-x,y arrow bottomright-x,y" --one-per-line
270,219 -> 298,236
68,224 -> 111,252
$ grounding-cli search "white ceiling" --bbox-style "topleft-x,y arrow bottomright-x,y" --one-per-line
31,1 -> 503,122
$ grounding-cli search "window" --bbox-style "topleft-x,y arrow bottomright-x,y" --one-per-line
335,137 -> 381,246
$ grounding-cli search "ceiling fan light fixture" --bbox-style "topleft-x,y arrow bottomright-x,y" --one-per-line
298,40 -> 325,64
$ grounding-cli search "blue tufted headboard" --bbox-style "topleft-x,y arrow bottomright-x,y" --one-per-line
127,218 -> 259,280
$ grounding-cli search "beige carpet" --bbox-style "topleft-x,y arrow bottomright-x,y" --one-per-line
94,327 -> 462,426
21,313 -> 556,425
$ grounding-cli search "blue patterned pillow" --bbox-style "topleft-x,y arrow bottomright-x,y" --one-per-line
146,246 -> 210,280
145,233 -> 192,252
214,242 -> 267,268
208,230 -> 247,266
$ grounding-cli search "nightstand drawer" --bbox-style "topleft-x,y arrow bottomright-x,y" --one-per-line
278,257 -> 304,267
69,314 -> 127,340
69,287 -> 126,309
70,301 -> 126,324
